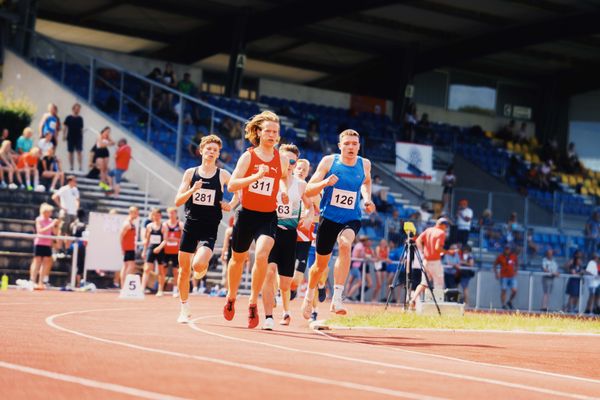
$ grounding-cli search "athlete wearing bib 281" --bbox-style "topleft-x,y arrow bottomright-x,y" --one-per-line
173,134 -> 236,324
223,110 -> 290,329
301,129 -> 375,318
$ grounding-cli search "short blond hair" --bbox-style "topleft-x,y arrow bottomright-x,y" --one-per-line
296,158 -> 310,167
39,202 -> 54,214
279,143 -> 299,157
23,127 -> 33,136
200,134 -> 222,151
167,206 -> 177,213
128,206 -> 139,215
338,129 -> 360,142
245,111 -> 279,146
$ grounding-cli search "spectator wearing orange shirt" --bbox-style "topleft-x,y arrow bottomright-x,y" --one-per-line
16,147 -> 41,191
108,138 -> 131,197
493,245 -> 519,309
410,217 -> 450,307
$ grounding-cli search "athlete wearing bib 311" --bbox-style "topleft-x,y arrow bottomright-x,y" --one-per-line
316,153 -> 365,255
231,147 -> 281,253
179,166 -> 223,252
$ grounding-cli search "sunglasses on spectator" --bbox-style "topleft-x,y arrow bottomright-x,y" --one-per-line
289,159 -> 296,165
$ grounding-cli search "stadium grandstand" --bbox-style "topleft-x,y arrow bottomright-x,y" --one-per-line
1,1 -> 600,398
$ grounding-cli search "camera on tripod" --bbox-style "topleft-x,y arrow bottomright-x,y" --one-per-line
403,221 -> 416,239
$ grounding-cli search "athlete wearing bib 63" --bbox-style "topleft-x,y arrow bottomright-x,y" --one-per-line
222,110 -> 290,329
173,134 -> 237,324
260,144 -> 312,330
301,129 -> 375,318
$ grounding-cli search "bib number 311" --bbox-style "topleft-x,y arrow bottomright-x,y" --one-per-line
331,188 -> 357,210
249,177 -> 274,196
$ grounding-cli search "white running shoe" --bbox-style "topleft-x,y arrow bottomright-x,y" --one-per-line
330,298 -> 348,315
172,287 -> 179,298
262,317 -> 275,331
8,183 -> 17,190
156,290 -> 164,297
300,296 -> 312,320
177,303 -> 191,323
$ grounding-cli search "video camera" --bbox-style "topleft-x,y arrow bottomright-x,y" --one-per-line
403,221 -> 416,238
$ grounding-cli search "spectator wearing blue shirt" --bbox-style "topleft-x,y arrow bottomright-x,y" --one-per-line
16,127 -> 34,155
584,211 -> 599,258
38,103 -> 61,147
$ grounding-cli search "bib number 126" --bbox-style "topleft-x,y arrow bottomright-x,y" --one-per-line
330,188 -> 357,210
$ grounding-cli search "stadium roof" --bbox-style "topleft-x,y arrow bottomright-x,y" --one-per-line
35,0 -> 600,95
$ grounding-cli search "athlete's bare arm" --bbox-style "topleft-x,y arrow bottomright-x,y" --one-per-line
119,220 -> 129,252
279,154 -> 290,204
219,169 -> 239,211
227,151 -> 268,192
361,159 -> 375,214
155,222 -> 169,253
298,181 -> 313,231
305,155 -> 337,197
174,168 -> 201,207
142,224 -> 151,256
221,227 -> 233,262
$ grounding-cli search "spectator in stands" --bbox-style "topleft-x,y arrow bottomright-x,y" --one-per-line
177,72 -> 195,95
416,113 -> 434,143
443,243 -> 461,297
364,211 -> 383,231
188,131 -> 203,157
459,244 -> 475,304
404,103 -> 417,142
37,131 -> 54,156
441,165 -> 456,213
456,199 -> 473,247
69,208 -> 87,288
31,202 -> 59,288
16,147 -> 41,191
388,209 -> 403,245
493,245 -> 518,310
304,121 -> 321,151
584,253 -> 599,315
0,140 -> 19,189
418,202 -> 432,224
162,63 -> 177,88
39,147 -> 64,192
147,67 -> 162,82
156,92 -> 178,121
1,128 -> 8,141
497,119 -> 516,142
63,103 -> 84,171
504,212 -> 523,249
541,139 -> 559,166
346,236 -> 369,300
584,211 -> 599,258
371,175 -> 389,213
541,248 -> 559,312
38,103 -> 61,147
515,122 -> 528,144
16,127 -> 34,155
52,175 -> 80,255
565,251 -> 584,313
95,127 -> 115,191
373,238 -> 392,302
538,160 -> 552,190
526,228 -> 539,259
565,142 -> 583,175
107,138 -> 131,198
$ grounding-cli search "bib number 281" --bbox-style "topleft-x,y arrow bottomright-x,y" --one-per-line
193,188 -> 216,206
331,188 -> 357,210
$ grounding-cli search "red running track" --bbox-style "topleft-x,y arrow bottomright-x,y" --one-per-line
0,290 -> 599,399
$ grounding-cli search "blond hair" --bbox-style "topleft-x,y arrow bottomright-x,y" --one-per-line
244,111 -> 279,146
296,158 -> 310,167
39,202 -> 54,215
150,207 -> 161,217
23,127 -> 33,136
167,206 -> 177,213
279,143 -> 299,157
199,134 -> 222,151
338,129 -> 360,142
128,206 -> 139,215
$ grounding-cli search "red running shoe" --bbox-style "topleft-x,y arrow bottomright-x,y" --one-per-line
223,298 -> 235,321
248,304 -> 259,329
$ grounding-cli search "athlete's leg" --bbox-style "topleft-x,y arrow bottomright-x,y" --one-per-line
40,256 -> 53,285
30,256 -> 41,283
157,263 -> 167,295
141,262 -> 153,291
178,251 -> 194,303
226,250 -> 249,300
279,275 -> 293,314
334,228 -> 355,286
191,246 -> 213,277
261,263 -> 277,318
248,235 -> 275,304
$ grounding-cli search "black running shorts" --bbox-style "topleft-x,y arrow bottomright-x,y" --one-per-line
315,217 -> 361,256
123,250 -> 135,262
179,219 -> 219,253
231,208 -> 277,254
163,253 -> 179,267
145,248 -> 164,264
294,241 -> 311,273
268,227 -> 297,278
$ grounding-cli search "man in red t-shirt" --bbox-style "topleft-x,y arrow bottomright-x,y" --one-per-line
108,138 -> 131,197
493,245 -> 519,309
410,217 -> 450,307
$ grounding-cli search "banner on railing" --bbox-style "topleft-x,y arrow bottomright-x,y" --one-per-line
85,212 -> 133,272
395,142 -> 433,179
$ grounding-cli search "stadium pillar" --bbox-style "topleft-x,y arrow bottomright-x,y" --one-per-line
391,45 -> 418,134
12,0 -> 37,58
225,13 -> 248,99
535,78 -> 569,150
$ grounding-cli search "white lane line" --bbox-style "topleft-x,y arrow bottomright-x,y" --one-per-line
189,317 -> 597,400
319,328 -> 600,385
0,302 -> 30,306
0,360 -> 190,400
45,308 -> 443,400
327,325 -> 600,337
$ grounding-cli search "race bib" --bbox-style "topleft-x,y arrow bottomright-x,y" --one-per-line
330,188 -> 357,210
248,177 -> 274,196
166,240 -> 178,247
277,203 -> 293,218
193,188 -> 216,206
149,234 -> 162,245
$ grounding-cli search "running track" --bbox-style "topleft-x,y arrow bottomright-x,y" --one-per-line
1,290 -> 599,399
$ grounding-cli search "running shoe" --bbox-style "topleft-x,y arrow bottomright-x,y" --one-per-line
300,296 -> 312,320
262,317 -> 274,331
223,298 -> 236,320
0,182 -> 6,189
7,183 -> 17,190
279,313 -> 291,326
248,304 -> 259,329
318,285 -> 327,302
172,287 -> 179,298
310,311 -> 318,322
507,301 -> 514,310
177,303 -> 191,323
330,298 -> 347,315
156,290 -> 164,297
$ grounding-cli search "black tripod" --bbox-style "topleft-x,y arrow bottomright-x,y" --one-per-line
385,233 -> 441,316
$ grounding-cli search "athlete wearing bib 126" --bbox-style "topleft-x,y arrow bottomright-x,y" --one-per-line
179,166 -> 223,252
316,153 -> 365,255
232,147 -> 281,253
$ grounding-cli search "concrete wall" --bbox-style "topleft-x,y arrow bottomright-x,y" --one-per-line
1,50 -> 182,210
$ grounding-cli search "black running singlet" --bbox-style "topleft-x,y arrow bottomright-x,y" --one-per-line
147,224 -> 163,250
184,167 -> 223,223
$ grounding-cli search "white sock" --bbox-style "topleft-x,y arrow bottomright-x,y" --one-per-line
305,288 -> 315,301
333,285 -> 344,300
